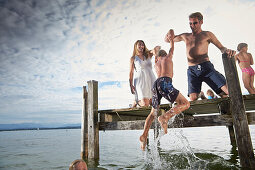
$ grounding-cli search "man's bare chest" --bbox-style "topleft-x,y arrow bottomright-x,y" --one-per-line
184,34 -> 209,47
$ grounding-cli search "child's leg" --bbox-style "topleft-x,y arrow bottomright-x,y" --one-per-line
220,85 -> 229,95
158,93 -> 190,134
243,73 -> 255,94
139,98 -> 150,107
140,107 -> 158,150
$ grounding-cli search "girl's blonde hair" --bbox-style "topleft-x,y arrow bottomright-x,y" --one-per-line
132,40 -> 150,59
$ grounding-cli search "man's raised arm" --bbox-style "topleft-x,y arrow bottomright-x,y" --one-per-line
168,29 -> 174,56
165,30 -> 184,43
208,31 -> 236,57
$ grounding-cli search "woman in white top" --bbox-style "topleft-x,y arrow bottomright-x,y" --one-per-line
129,40 -> 157,107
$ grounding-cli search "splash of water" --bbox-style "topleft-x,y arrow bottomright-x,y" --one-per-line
143,113 -> 209,169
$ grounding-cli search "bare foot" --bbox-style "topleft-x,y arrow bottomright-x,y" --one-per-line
219,92 -> 228,98
139,135 -> 147,151
158,116 -> 168,134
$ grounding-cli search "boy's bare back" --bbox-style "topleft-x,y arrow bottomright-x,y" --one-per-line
154,29 -> 174,78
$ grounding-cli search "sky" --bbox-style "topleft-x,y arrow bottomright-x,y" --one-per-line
0,0 -> 255,125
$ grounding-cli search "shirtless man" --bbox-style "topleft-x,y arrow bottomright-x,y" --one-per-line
139,29 -> 190,151
165,12 -> 236,101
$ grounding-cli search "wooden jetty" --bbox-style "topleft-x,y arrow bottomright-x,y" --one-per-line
81,54 -> 255,169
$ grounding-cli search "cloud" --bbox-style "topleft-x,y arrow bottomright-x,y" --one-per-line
0,0 -> 255,124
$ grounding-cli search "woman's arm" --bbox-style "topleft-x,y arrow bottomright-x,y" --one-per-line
148,51 -> 153,58
129,57 -> 136,94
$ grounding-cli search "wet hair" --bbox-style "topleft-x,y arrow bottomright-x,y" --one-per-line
237,43 -> 248,51
132,40 -> 150,59
69,159 -> 88,170
189,12 -> 203,21
157,49 -> 167,57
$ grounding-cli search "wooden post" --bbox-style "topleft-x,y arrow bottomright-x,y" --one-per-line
227,125 -> 236,146
222,53 -> 255,168
81,86 -> 88,160
219,100 -> 236,146
87,80 -> 99,159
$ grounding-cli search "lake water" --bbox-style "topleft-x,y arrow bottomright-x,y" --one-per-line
1,124 -> 255,169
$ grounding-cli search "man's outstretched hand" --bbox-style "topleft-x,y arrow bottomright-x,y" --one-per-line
164,29 -> 174,43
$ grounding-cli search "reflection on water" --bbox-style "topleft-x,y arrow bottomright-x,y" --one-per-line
228,146 -> 239,166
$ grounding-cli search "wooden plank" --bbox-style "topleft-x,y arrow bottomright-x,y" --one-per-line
87,80 -> 99,159
99,112 -> 255,124
99,114 -> 233,130
98,95 -> 255,117
99,107 -> 152,117
243,94 -> 255,111
183,114 -> 233,127
222,53 -> 255,168
81,86 -> 88,160
98,97 -> 228,116
99,113 -> 146,122
100,120 -> 146,130
247,112 -> 255,124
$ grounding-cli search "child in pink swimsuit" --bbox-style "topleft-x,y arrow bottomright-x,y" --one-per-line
235,43 -> 255,94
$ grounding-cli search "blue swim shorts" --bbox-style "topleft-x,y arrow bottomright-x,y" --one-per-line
152,77 -> 180,109
187,61 -> 226,95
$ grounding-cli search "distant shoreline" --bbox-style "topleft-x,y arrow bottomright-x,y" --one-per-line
0,126 -> 81,132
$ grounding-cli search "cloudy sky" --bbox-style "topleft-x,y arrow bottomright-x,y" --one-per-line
0,0 -> 255,125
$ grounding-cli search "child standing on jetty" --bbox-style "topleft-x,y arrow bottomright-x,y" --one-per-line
139,29 -> 190,150
235,43 -> 255,94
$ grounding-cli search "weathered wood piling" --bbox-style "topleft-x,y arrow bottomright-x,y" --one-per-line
81,54 -> 255,169
81,80 -> 99,160
81,86 -> 88,160
222,53 -> 255,168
